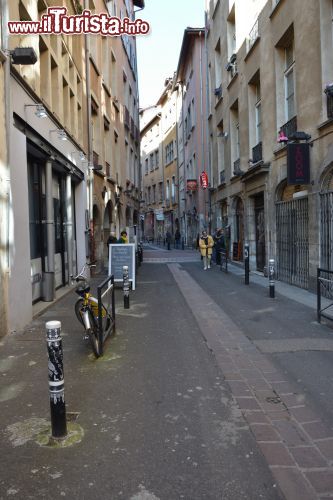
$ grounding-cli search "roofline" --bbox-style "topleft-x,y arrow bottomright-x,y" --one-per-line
140,110 -> 161,135
175,27 -> 205,82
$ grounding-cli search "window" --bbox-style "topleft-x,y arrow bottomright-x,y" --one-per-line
166,179 -> 170,201
255,83 -> 262,143
214,39 -> 222,90
152,184 -> 156,203
165,141 -> 174,164
159,182 -> 163,202
155,150 -> 159,169
147,186 -> 151,204
145,158 -> 148,175
150,153 -> 154,171
284,42 -> 295,120
171,176 -> 176,202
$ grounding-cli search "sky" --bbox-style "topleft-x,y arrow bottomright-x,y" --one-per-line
136,0 -> 205,109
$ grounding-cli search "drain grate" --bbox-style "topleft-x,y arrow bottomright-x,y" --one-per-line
66,412 -> 80,422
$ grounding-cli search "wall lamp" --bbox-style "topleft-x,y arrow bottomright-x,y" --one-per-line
50,129 -> 68,141
88,162 -> 103,171
25,104 -> 47,118
10,47 -> 37,65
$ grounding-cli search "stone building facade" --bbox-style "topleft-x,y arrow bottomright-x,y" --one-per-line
206,0 -> 333,290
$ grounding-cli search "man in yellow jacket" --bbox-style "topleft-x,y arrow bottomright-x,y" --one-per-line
199,230 -> 214,270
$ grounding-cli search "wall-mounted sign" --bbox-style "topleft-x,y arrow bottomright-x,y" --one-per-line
155,208 -> 165,221
186,179 -> 198,191
287,143 -> 310,185
200,171 -> 208,189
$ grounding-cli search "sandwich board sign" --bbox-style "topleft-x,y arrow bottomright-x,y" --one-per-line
108,243 -> 136,290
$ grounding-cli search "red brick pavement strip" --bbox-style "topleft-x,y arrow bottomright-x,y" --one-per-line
168,264 -> 333,498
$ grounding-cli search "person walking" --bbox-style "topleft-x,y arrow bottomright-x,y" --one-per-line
166,230 -> 172,251
214,228 -> 225,265
174,229 -> 181,249
199,230 -> 214,270
118,230 -> 128,244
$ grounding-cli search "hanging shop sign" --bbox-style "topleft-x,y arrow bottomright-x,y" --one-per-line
287,143 -> 310,185
200,171 -> 209,189
155,208 -> 165,221
186,179 -> 198,191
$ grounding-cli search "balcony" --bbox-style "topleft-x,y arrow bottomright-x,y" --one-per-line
233,158 -> 243,176
280,115 -> 297,139
327,94 -> 333,119
124,106 -> 130,129
246,18 -> 259,53
252,142 -> 262,163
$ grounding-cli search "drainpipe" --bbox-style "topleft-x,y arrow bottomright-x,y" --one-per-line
84,0 -> 93,257
204,10 -> 213,233
175,84 -> 181,233
180,82 -> 187,245
66,174 -> 73,281
46,159 -> 55,273
199,30 -> 206,232
1,0 -> 10,271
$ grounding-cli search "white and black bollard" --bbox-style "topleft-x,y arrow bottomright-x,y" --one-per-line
123,265 -> 130,309
269,258 -> 275,298
244,243 -> 250,285
46,321 -> 67,439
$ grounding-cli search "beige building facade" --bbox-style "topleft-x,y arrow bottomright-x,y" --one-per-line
207,0 -> 333,290
0,0 -> 143,335
140,78 -> 180,242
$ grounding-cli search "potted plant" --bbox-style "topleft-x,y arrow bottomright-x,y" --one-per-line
324,83 -> 333,97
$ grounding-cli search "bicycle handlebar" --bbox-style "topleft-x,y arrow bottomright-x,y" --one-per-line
70,261 -> 97,284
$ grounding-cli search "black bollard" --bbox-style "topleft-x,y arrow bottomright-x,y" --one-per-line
46,321 -> 67,439
182,238 -> 185,250
269,258 -> 275,298
244,243 -> 250,285
123,265 -> 130,309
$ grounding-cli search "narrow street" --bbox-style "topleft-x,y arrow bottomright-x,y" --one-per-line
1,246 -> 333,499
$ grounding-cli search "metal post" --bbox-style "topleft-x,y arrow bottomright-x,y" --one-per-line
269,258 -> 275,298
123,265 -> 130,309
46,321 -> 67,439
244,243 -> 249,285
182,237 -> 185,250
317,268 -> 321,323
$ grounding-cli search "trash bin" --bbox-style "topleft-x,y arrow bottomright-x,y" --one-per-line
42,271 -> 55,302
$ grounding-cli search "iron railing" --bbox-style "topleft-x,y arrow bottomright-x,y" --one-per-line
320,192 -> 333,288
327,94 -> 333,119
252,142 -> 262,163
124,106 -> 130,128
233,158 -> 242,176
276,197 -> 309,289
317,268 -> 333,323
280,115 -> 297,139
247,18 -> 259,52
97,274 -> 116,356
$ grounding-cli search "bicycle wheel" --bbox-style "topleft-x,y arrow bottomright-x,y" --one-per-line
87,308 -> 101,358
74,298 -> 84,326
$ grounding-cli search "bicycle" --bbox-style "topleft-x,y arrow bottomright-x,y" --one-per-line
71,262 -> 114,358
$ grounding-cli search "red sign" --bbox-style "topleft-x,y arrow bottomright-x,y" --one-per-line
200,171 -> 208,189
187,179 -> 198,191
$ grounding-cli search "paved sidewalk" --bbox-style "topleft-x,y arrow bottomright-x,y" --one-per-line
169,263 -> 333,500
